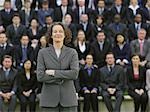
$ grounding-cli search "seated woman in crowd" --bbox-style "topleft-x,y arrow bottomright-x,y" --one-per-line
17,59 -> 37,112
79,54 -> 100,112
74,30 -> 90,68
127,54 -> 148,112
113,33 -> 130,67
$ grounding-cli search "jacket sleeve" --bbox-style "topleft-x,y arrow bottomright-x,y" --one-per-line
54,50 -> 79,80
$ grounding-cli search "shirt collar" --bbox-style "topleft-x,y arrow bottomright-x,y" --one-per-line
107,64 -> 115,68
3,67 -> 11,72
84,64 -> 94,70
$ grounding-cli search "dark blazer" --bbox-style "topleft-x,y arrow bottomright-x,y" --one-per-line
27,27 -> 41,40
54,6 -> 73,22
100,65 -> 125,91
77,23 -> 94,42
113,43 -> 131,62
6,24 -> 27,45
74,42 -> 90,60
19,9 -> 37,27
90,40 -> 112,68
110,5 -> 127,23
73,7 -> 92,23
15,0 -> 22,11
0,9 -> 15,29
0,68 -> 18,93
127,66 -> 146,90
79,66 -> 100,93
15,45 -> 34,67
17,70 -> 37,94
128,22 -> 148,41
0,43 -> 14,63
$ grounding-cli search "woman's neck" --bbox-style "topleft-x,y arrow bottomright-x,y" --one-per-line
25,69 -> 30,73
53,42 -> 63,49
133,64 -> 139,68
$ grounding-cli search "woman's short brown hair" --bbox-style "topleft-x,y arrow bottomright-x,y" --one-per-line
46,22 -> 72,45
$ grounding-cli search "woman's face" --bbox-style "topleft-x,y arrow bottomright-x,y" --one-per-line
117,35 -> 124,43
31,19 -> 38,27
24,60 -> 32,70
132,55 -> 140,65
51,25 -> 65,43
77,31 -> 85,41
40,36 -> 47,45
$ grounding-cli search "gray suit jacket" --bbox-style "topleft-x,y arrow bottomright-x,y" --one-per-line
37,44 -> 79,107
130,39 -> 149,58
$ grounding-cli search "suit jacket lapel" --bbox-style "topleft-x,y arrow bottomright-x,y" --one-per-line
48,44 -> 58,61
59,45 -> 67,60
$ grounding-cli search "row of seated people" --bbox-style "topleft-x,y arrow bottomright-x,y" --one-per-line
0,0 -> 150,44
0,27 -> 150,70
0,0 -> 150,26
0,52 -> 150,112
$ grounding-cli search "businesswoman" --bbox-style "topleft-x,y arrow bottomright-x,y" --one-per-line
17,59 -> 37,112
37,22 -> 79,112
127,54 -> 148,112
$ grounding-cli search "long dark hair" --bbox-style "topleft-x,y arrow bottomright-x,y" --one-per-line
46,22 -> 72,45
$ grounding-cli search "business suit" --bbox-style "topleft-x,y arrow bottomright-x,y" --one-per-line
128,22 -> 148,41
100,65 -> 125,112
37,44 -> 79,108
54,6 -> 73,22
15,45 -> 34,68
0,43 -> 14,64
146,69 -> 150,110
6,24 -> 27,45
0,9 -> 15,29
27,27 -> 41,40
90,40 -> 112,68
79,66 -> 100,112
17,70 -> 37,112
0,67 -> 18,112
130,39 -> 149,60
127,66 -> 148,112
110,5 -> 127,23
19,9 -> 37,27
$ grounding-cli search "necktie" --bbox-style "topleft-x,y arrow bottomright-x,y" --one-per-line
136,24 -> 140,31
22,47 -> 27,62
14,25 -> 18,34
140,41 -> 143,55
99,43 -> 103,51
109,66 -> 112,73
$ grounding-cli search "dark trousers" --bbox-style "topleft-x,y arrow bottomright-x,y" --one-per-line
83,93 -> 98,112
0,94 -> 17,112
128,90 -> 148,112
102,90 -> 123,112
18,93 -> 36,112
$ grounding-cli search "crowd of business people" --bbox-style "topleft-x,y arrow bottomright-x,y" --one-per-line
0,0 -> 150,112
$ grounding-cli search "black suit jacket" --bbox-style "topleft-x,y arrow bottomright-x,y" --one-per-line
90,40 -> 112,68
0,68 -> 18,93
110,5 -> 127,23
128,22 -> 148,41
100,65 -> 125,91
54,6 -> 73,22
79,66 -> 100,92
74,42 -> 90,60
77,23 -> 94,42
27,27 -> 41,40
6,24 -> 27,45
0,43 -> 14,63
17,70 -> 37,94
0,9 -> 15,29
127,66 -> 146,91
15,45 -> 34,68
19,9 -> 37,27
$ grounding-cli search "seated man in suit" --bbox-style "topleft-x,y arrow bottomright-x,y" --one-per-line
99,52 -> 125,112
130,28 -> 150,68
0,55 -> 18,112
15,35 -> 34,69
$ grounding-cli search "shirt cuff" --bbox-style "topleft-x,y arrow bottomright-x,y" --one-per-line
92,88 -> 98,91
122,59 -> 129,64
116,59 -> 121,64
82,87 -> 88,91
0,91 -> 2,95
